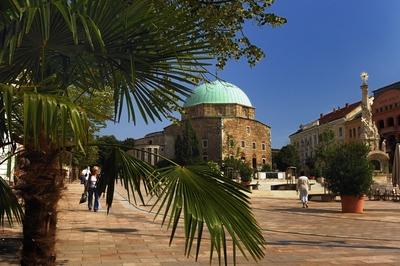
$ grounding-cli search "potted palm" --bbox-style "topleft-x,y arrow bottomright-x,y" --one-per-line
324,142 -> 373,213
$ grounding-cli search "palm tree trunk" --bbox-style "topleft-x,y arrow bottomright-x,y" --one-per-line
16,149 -> 64,266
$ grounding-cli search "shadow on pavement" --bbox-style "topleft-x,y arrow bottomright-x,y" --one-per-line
364,208 -> 400,212
257,207 -> 341,214
0,237 -> 21,265
78,227 -> 138,233
268,239 -> 400,250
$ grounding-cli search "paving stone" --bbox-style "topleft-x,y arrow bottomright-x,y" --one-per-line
2,182 -> 400,265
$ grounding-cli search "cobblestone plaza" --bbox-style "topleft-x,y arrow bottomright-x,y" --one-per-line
2,182 -> 400,265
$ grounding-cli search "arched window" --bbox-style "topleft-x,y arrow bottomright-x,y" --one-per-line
387,117 -> 394,127
370,160 -> 381,171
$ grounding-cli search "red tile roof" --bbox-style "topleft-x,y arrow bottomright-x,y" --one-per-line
319,101 -> 361,124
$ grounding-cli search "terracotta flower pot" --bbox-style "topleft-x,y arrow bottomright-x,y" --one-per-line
340,195 -> 365,213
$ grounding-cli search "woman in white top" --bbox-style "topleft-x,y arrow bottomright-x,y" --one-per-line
87,166 -> 100,212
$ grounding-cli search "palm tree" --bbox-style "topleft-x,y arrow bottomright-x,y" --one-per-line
0,1 -> 265,265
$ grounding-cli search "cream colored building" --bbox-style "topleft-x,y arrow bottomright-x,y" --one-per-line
290,102 -> 363,166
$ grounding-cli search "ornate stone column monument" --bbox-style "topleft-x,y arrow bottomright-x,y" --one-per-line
360,72 -> 390,180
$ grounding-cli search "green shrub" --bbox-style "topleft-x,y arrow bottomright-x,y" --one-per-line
239,163 -> 253,182
324,142 -> 373,196
260,164 -> 271,172
223,157 -> 252,181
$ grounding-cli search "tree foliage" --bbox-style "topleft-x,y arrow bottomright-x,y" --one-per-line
0,0 -> 268,264
96,135 -> 121,167
157,0 -> 287,68
325,142 -> 373,196
223,157 -> 253,181
174,120 -> 200,165
310,129 -> 336,177
120,138 -> 135,151
273,144 -> 300,172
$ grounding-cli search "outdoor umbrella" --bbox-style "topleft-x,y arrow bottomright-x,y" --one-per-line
392,143 -> 400,186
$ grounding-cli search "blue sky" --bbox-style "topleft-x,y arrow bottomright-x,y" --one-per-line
100,0 -> 400,149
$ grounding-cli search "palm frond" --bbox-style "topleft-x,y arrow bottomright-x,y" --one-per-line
0,176 -> 23,226
152,165 -> 265,263
0,84 -> 89,150
97,147 -> 155,213
23,91 -> 89,150
99,147 -> 265,263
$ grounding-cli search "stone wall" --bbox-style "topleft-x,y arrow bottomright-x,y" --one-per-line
222,118 -> 271,168
164,118 -> 223,162
183,103 -> 255,120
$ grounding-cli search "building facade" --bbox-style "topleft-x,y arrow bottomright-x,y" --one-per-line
291,74 -> 390,174
131,80 -> 271,169
372,81 -> 400,159
290,102 -> 362,166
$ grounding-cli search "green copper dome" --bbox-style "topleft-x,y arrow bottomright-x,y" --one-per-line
184,80 -> 252,107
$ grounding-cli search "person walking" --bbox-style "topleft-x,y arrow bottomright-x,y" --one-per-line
87,166 -> 101,212
80,166 -> 91,191
297,171 -> 310,208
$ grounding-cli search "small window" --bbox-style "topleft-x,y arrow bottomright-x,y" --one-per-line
241,140 -> 245,148
252,142 -> 256,149
262,143 -> 266,151
246,126 -> 250,134
229,139 -> 234,147
352,128 -> 356,137
387,117 -> 394,127
203,156 -> 208,161
154,148 -> 158,163
349,129 -> 352,138
338,127 -> 343,137
357,127 -> 361,137
202,139 -> 208,148
262,158 -> 266,165
147,148 -> 152,163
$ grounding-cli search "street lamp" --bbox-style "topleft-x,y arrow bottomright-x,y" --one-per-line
360,72 -> 369,85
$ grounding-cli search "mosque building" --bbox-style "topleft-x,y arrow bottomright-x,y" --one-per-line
131,80 -> 271,169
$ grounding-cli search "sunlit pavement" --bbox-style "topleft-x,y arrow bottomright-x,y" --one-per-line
1,181 -> 400,265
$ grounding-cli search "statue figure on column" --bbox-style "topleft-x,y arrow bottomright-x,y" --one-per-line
381,139 -> 387,153
360,72 -> 380,151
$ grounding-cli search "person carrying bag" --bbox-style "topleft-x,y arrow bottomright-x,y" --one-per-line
79,166 -> 91,204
